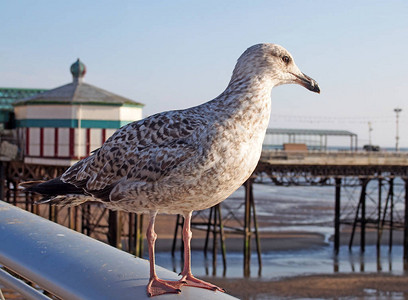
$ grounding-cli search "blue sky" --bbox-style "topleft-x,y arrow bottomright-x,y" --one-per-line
1,0 -> 408,147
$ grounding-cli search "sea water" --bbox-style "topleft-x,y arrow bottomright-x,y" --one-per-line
156,180 -> 407,280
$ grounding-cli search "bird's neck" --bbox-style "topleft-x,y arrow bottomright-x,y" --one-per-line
225,73 -> 274,95
208,74 -> 273,134
216,75 -> 273,117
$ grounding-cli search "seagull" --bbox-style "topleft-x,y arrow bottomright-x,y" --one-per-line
23,43 -> 320,297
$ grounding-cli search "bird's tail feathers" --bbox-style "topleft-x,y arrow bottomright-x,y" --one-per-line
20,177 -> 90,207
19,181 -> 45,189
20,177 -> 84,195
35,195 -> 92,207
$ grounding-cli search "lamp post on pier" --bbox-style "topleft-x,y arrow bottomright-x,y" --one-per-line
368,122 -> 373,146
394,108 -> 402,152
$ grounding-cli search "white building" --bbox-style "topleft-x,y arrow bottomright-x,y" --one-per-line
14,59 -> 144,166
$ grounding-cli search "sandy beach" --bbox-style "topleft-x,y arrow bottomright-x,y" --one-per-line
193,231 -> 407,299
2,272 -> 407,300
152,213 -> 408,300
207,273 -> 408,299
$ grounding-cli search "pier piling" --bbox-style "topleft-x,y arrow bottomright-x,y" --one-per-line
334,178 -> 341,254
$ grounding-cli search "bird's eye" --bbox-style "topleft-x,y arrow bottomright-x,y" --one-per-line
282,56 -> 290,64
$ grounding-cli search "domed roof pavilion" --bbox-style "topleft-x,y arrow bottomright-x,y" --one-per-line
14,59 -> 144,166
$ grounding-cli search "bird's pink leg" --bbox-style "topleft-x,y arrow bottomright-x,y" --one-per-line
179,211 -> 225,292
146,211 -> 183,297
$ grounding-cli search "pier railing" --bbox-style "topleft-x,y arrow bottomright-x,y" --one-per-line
261,150 -> 408,166
0,201 -> 237,300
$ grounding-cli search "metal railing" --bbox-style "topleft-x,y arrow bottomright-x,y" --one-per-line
0,201 -> 237,300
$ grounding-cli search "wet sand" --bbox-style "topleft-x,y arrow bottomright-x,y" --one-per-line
206,273 -> 408,299
2,273 -> 407,300
144,214 -> 404,252
153,215 -> 408,300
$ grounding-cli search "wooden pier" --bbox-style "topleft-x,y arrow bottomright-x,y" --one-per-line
255,150 -> 408,257
1,149 -> 408,276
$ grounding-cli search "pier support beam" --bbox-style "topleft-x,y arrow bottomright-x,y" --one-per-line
377,178 -> 382,252
210,204 -> 227,275
243,179 -> 252,277
349,178 -> 369,252
404,179 -> 408,269
108,211 -> 122,249
389,178 -> 394,252
243,178 -> 262,277
361,179 -> 367,253
128,213 -> 143,257
334,178 -> 341,254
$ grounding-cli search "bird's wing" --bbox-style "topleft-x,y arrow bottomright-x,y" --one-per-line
61,109 -> 209,194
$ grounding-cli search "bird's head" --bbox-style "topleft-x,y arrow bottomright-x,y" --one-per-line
232,43 -> 320,93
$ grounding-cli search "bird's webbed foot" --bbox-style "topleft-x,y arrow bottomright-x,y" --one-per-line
180,273 -> 225,292
147,276 -> 183,297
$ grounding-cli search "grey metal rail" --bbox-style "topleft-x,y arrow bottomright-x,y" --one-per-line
0,201 -> 237,300
0,267 -> 50,300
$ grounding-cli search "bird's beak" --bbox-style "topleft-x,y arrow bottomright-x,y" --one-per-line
291,72 -> 320,93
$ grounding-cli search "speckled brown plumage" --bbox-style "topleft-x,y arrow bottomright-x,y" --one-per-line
25,43 -> 320,297
54,43 -> 319,215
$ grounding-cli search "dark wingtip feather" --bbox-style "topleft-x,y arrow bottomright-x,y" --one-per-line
20,177 -> 84,196
19,181 -> 45,190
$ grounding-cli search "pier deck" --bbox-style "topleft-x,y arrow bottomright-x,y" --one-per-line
260,150 -> 408,167
257,150 -> 408,178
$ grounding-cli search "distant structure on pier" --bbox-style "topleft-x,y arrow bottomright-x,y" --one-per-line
263,128 -> 358,151
0,87 -> 48,129
12,59 -> 144,166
